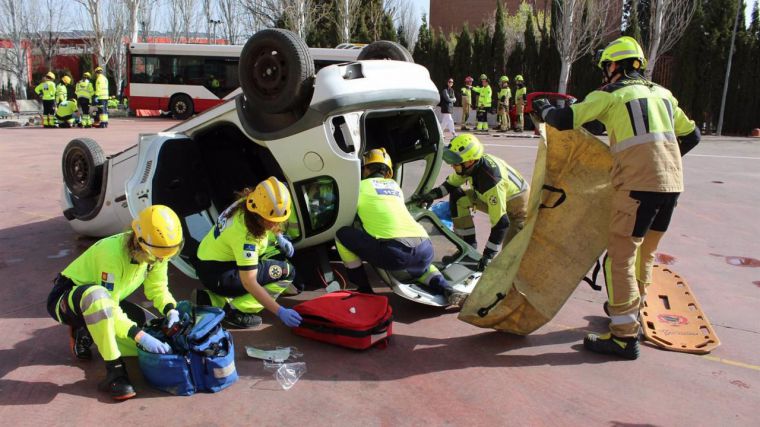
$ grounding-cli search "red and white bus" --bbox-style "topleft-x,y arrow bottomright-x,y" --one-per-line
125,42 -> 362,119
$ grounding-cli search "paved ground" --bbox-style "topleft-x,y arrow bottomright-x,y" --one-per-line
0,119 -> 758,426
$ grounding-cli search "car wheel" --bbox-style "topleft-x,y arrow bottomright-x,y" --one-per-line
239,29 -> 315,114
170,94 -> 194,120
62,138 -> 105,198
358,40 -> 413,62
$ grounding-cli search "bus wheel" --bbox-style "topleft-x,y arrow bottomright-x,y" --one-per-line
62,138 -> 105,198
239,29 -> 314,114
358,40 -> 413,62
170,94 -> 194,120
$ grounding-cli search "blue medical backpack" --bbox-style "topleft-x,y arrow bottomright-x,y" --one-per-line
137,301 -> 238,396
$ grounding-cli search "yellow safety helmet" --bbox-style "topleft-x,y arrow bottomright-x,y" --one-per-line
499,75 -> 509,83
515,75 -> 524,82
362,148 -> 393,178
246,177 -> 291,223
479,74 -> 488,81
62,76 -> 71,85
597,36 -> 647,70
46,72 -> 55,80
131,205 -> 184,259
95,66 -> 103,73
83,72 -> 91,79
443,133 -> 484,165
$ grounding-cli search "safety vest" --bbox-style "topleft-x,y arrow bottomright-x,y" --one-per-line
570,78 -> 696,192
498,87 -> 511,105
95,73 -> 109,98
55,100 -> 78,117
515,86 -> 526,105
461,87 -> 471,105
34,81 -> 56,101
197,200 -> 270,268
472,85 -> 492,108
357,177 -> 427,240
61,232 -> 176,339
446,154 -> 527,226
56,83 -> 68,104
75,79 -> 94,100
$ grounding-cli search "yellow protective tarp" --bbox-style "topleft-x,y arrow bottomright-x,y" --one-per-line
459,124 -> 613,334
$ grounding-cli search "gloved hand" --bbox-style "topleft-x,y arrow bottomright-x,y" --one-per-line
166,309 -> 180,328
532,98 -> 553,122
276,233 -> 294,258
136,331 -> 172,354
277,306 -> 302,328
411,192 -> 436,206
93,96 -> 99,104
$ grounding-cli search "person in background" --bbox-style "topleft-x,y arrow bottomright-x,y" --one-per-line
471,74 -> 493,133
514,75 -> 527,132
34,72 -> 57,128
46,205 -> 184,400
55,98 -> 78,128
460,76 -> 474,130
56,75 -> 72,105
75,72 -> 94,128
497,75 -> 512,132
439,78 -> 458,139
93,66 -> 109,128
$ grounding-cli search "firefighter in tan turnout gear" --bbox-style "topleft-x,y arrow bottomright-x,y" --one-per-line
532,36 -> 701,359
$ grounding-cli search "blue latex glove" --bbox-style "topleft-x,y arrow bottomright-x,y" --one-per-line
93,96 -> 99,104
166,309 -> 180,328
277,306 -> 302,328
276,233 -> 294,258
137,331 -> 172,354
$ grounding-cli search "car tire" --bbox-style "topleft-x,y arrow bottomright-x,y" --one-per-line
358,40 -> 413,62
170,94 -> 194,120
239,29 -> 314,114
62,138 -> 105,199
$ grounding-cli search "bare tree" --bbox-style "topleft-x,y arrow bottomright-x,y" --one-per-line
138,0 -> 159,41
30,0 -> 64,71
332,0 -> 363,44
104,0 -> 129,95
74,0 -> 108,66
553,0 -> 614,93
391,0 -> 419,49
644,0 -> 697,79
0,0 -> 32,99
179,0 -> 201,43
218,0 -> 243,44
240,0 -> 327,41
122,0 -> 142,43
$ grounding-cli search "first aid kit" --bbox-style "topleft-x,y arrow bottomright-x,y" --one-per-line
137,301 -> 238,395
292,291 -> 392,350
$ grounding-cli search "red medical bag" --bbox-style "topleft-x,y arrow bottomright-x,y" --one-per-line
292,291 -> 392,350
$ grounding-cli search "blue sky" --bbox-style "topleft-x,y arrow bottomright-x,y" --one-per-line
409,0 -> 430,22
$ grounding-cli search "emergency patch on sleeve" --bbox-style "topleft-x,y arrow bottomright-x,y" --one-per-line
100,272 -> 115,291
489,195 -> 498,206
243,243 -> 256,259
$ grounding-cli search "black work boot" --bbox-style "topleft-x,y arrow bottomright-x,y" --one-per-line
69,326 -> 93,360
99,359 -> 136,400
222,305 -> 262,329
346,267 -> 374,294
583,333 -> 640,360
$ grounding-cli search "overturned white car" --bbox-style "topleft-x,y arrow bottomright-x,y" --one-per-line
61,30 -> 481,306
